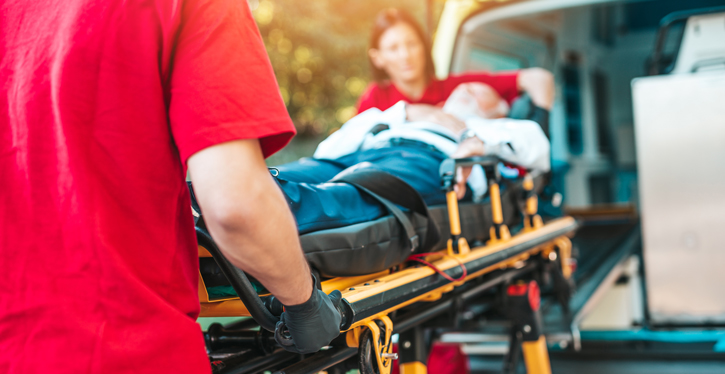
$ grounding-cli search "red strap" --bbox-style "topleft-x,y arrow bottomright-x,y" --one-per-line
407,252 -> 468,282
503,162 -> 528,177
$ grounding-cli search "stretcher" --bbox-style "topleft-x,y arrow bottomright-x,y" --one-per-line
196,156 -> 578,374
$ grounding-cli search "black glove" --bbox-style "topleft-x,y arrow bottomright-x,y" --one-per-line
274,276 -> 342,354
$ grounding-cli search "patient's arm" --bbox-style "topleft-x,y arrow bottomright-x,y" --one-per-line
467,118 -> 550,172
188,139 -> 312,306
405,103 -> 468,135
517,68 -> 554,110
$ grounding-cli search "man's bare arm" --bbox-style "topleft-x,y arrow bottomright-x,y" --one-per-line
187,139 -> 312,306
517,68 -> 555,110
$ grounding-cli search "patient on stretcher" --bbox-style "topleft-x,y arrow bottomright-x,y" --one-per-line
274,82 -> 550,235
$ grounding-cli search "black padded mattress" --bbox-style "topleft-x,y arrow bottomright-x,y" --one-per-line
300,176 -> 543,277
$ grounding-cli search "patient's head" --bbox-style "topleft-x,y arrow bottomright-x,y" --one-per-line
442,82 -> 510,120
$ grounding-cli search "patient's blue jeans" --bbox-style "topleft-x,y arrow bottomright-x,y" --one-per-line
274,146 -> 447,235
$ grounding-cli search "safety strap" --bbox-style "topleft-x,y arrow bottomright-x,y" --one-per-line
407,252 -> 468,282
333,168 -> 440,252
338,180 -> 420,252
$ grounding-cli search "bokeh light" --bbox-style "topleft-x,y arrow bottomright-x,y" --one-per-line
248,0 -> 443,164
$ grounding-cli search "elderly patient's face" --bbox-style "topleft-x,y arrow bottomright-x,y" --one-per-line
446,82 -> 509,119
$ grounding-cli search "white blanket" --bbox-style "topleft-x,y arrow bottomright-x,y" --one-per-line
314,101 -> 550,199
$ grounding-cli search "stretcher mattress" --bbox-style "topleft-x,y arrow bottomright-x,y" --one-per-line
197,176 -> 544,285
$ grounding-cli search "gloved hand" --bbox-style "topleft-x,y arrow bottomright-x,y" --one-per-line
274,276 -> 342,354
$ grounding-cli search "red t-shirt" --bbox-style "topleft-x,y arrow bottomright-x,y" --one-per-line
357,72 -> 520,113
0,1 -> 294,373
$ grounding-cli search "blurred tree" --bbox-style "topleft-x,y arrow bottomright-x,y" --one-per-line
245,0 -> 443,163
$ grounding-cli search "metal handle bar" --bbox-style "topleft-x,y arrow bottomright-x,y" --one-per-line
439,156 -> 507,192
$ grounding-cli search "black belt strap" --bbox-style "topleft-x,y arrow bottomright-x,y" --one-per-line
333,168 -> 440,252
345,182 -> 419,252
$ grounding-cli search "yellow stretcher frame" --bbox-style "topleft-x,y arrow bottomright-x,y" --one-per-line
198,166 -> 575,374
198,218 -> 573,318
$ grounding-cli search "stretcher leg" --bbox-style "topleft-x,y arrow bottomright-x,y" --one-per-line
398,326 -> 428,374
522,337 -> 552,374
503,327 -> 523,374
503,280 -> 552,374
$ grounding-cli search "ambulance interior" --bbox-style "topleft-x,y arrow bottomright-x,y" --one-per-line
443,0 -> 725,371
455,0 -> 720,208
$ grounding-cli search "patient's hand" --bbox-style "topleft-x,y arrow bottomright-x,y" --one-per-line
405,103 -> 467,135
451,137 -> 485,200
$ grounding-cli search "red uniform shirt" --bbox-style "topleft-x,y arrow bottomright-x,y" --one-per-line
0,0 -> 294,373
357,72 -> 520,113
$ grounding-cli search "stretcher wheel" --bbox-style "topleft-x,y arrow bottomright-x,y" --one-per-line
357,328 -> 380,374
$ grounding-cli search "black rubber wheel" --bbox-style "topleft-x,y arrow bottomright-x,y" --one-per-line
358,329 -> 380,374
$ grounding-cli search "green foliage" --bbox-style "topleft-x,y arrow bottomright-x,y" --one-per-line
247,0 -> 442,163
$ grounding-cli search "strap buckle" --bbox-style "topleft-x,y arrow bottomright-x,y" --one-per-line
410,235 -> 420,252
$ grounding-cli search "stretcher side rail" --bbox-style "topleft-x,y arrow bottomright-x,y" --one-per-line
439,156 -> 502,241
340,218 -> 577,329
270,264 -> 542,374
265,221 -> 577,374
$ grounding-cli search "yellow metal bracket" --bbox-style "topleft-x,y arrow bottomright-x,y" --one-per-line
446,190 -> 461,237
488,224 -> 512,244
525,215 -> 544,231
522,175 -> 544,232
539,236 -> 573,279
554,237 -> 573,279
446,237 -> 471,256
487,181 -> 512,244
345,316 -> 395,374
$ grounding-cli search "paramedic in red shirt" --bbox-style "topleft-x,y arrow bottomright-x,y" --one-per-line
0,1 -> 340,373
358,8 -> 554,136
